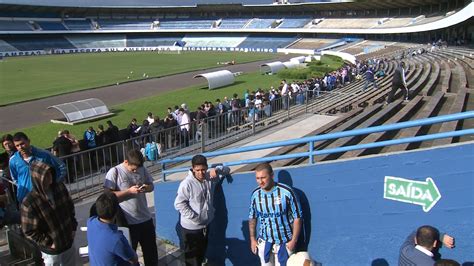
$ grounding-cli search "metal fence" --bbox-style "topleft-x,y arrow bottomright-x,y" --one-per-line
160,111 -> 474,179
61,90 -> 328,199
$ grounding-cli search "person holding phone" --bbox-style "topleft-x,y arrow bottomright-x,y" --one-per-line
104,149 -> 158,265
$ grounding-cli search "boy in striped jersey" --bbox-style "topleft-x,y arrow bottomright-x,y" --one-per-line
249,163 -> 302,266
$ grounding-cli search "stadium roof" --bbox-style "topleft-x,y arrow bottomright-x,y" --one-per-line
0,0 -> 454,9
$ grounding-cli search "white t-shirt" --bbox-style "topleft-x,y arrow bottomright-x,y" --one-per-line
147,117 -> 155,125
281,83 -> 289,96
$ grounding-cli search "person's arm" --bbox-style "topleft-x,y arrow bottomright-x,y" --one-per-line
208,165 -> 231,181
286,192 -> 303,251
440,233 -> 455,249
113,236 -> 139,265
138,181 -> 153,193
248,194 -> 259,254
128,257 -> 139,265
9,158 -> 18,182
402,68 -> 407,88
400,230 -> 417,252
286,218 -> 302,252
52,141 -> 59,156
48,151 -> 67,182
103,168 -> 141,202
106,187 -> 141,202
174,182 -> 199,222
249,218 -> 258,254
0,186 -> 7,208
139,168 -> 154,193
63,183 -> 78,236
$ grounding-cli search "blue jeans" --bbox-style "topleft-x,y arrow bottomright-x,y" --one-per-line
363,79 -> 378,91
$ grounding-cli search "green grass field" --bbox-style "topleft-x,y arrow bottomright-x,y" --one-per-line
6,71 -> 283,148
0,51 -> 277,106
0,52 -> 343,149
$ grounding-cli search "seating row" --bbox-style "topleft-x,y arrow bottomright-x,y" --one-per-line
233,47 -> 474,171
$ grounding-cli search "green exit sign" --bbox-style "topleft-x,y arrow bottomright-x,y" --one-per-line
384,176 -> 441,212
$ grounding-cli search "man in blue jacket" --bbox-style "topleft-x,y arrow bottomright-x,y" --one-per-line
9,132 -> 66,204
399,225 -> 455,266
362,67 -> 378,92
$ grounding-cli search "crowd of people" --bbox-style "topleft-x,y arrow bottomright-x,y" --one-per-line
48,57 -> 389,163
0,121 -> 463,266
0,52 -> 446,265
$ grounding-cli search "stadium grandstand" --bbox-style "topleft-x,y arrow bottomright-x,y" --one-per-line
0,0 -> 473,265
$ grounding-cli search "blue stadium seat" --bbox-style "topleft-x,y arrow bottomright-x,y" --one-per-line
158,19 -> 214,29
0,20 -> 33,31
127,35 -> 184,47
219,19 -> 250,29
97,20 -> 153,30
238,35 -> 297,50
65,34 -> 126,48
278,18 -> 311,28
64,20 -> 92,30
245,18 -> 275,29
2,35 -> 76,50
37,21 -> 68,30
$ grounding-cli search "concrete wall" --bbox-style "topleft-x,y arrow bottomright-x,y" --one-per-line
154,142 -> 474,265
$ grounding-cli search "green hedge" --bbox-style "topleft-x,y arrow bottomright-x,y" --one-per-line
277,68 -> 312,79
277,55 -> 344,80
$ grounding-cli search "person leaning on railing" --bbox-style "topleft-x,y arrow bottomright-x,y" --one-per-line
399,225 -> 456,265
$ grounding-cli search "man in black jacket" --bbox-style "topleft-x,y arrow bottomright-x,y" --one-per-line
52,132 -> 72,157
105,120 -> 120,143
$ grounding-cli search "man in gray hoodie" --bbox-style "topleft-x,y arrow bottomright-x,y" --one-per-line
174,155 -> 230,266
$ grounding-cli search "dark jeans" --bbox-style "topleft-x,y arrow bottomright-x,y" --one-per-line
180,224 -> 208,266
129,219 -> 158,266
180,129 -> 189,147
0,209 -> 20,227
387,83 -> 409,103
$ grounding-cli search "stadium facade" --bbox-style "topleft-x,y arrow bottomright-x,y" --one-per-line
0,0 -> 472,57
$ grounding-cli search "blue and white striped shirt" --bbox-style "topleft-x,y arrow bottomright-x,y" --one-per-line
249,183 -> 302,244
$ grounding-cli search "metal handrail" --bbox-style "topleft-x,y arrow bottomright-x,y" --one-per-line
160,111 -> 474,180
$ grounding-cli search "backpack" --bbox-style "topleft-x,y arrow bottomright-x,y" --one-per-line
231,98 -> 241,110
220,103 -> 228,113
145,142 -> 161,161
